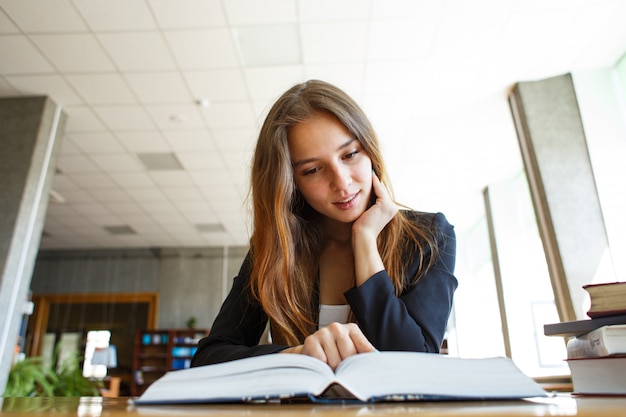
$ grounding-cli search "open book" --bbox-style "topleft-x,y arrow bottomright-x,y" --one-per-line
134,351 -> 546,404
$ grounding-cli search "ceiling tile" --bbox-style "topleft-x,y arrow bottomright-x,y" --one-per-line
164,29 -> 239,69
89,187 -> 132,203
73,0 -> 157,31
131,187 -> 169,203
90,153 -> 143,172
148,0 -> 227,29
219,150 -> 252,182
50,174 -> 77,190
71,173 -> 119,188
200,101 -> 257,128
368,18 -> 439,61
56,155 -> 100,174
161,186 -> 205,201
0,9 -> 19,33
431,13 -> 508,60
57,188 -> 96,204
162,130 -> 217,152
67,132 -> 126,154
211,128 -> 256,152
98,32 -> 177,71
370,0 -> 444,18
0,36 -> 55,74
1,0 -> 87,32
116,131 -> 172,153
149,171 -> 194,187
125,72 -> 192,104
189,170 -> 235,186
106,203 -> 146,217
5,74 -> 84,105
233,25 -> 300,67
183,211 -> 220,224
303,63 -> 365,100
243,66 -> 303,100
300,21 -> 369,64
183,69 -> 248,101
62,106 -> 106,132
0,77 -> 19,95
177,151 -> 226,170
66,73 -> 137,104
145,104 -> 206,129
93,105 -> 156,130
223,0 -> 296,25
58,138 -> 82,156
30,34 -> 115,72
298,0 -> 370,21
174,200 -> 211,213
109,172 -> 155,188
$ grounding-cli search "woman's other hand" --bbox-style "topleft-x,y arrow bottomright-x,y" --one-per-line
281,322 -> 376,370
351,172 -> 398,285
352,172 -> 398,240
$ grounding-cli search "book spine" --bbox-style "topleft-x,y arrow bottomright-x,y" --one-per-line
566,329 -> 611,359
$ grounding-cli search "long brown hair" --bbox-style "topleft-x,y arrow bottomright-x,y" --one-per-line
249,80 -> 439,345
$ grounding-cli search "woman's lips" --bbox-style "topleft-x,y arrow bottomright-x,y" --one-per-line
333,193 -> 358,210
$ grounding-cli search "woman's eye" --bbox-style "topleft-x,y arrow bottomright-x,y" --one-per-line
344,150 -> 358,160
303,167 -> 319,176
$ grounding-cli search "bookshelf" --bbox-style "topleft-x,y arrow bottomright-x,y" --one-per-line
132,328 -> 209,396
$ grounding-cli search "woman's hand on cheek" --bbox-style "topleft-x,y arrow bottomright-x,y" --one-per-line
353,172 -> 398,240
280,323 -> 376,370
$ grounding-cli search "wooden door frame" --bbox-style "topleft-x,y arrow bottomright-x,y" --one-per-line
29,292 -> 159,356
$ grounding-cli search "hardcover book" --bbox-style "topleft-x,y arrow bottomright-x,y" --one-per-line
544,313 -> 626,338
134,351 -> 546,405
583,281 -> 626,318
566,325 -> 626,359
567,356 -> 626,395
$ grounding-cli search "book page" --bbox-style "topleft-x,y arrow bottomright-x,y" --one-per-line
137,354 -> 335,404
333,352 -> 546,401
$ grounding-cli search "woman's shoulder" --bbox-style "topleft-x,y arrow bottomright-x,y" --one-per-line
400,210 -> 454,232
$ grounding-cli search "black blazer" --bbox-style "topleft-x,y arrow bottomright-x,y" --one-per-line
191,211 -> 458,366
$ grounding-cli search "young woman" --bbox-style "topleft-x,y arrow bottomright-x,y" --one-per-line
191,80 -> 457,370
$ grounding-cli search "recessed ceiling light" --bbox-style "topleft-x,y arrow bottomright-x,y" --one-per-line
196,99 -> 211,108
169,114 -> 189,123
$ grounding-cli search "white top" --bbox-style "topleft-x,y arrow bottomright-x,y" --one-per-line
318,304 -> 351,329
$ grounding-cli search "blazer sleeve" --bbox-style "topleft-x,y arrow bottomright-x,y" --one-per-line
191,253 -> 289,366
344,212 -> 458,353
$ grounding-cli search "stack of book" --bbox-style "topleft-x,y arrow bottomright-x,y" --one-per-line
544,282 -> 626,395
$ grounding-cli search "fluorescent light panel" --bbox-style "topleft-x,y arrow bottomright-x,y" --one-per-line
137,152 -> 183,170
104,225 -> 137,235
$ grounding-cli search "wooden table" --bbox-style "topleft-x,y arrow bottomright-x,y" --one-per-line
2,395 -> 626,416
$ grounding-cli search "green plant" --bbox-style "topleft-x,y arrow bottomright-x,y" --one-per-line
186,316 -> 197,329
4,347 -> 101,397
3,357 -> 58,397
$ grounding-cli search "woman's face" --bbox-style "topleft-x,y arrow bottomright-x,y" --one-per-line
288,112 -> 373,225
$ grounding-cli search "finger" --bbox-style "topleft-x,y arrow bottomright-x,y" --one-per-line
325,325 -> 351,369
371,171 -> 390,200
302,335 -> 328,364
318,338 -> 342,370
348,326 -> 377,353
335,332 -> 358,361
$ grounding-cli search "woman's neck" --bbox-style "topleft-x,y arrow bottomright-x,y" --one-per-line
322,218 -> 352,244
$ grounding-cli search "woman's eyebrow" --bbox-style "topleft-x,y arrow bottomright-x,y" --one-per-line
292,139 -> 356,168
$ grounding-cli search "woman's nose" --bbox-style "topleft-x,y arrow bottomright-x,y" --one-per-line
329,164 -> 351,190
